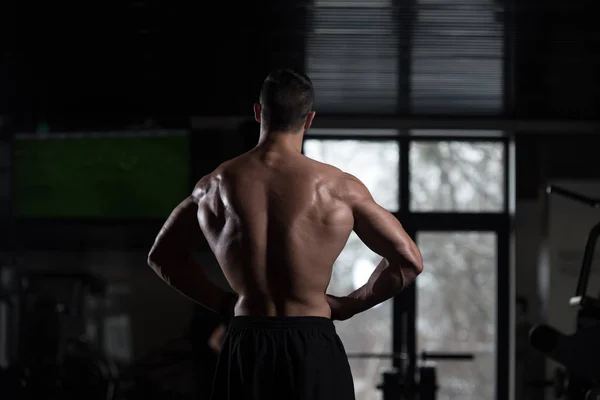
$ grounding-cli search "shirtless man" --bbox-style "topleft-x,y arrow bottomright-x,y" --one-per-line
147,69 -> 424,400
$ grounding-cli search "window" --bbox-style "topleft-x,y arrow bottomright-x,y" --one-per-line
417,231 -> 497,399
410,140 -> 504,212
304,138 -> 400,400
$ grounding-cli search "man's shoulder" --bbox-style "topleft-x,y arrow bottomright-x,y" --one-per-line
300,154 -> 344,178
326,170 -> 370,205
302,159 -> 367,203
192,169 -> 223,202
191,155 -> 245,199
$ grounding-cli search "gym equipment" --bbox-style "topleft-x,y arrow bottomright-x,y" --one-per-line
0,258 -> 20,369
348,351 -> 475,399
0,257 -> 21,400
0,267 -> 119,400
530,185 -> 600,399
115,337 -> 199,400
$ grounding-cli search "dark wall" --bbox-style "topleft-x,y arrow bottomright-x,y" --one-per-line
0,126 -> 12,247
516,135 -> 600,199
515,0 -> 600,119
8,1 -> 309,122
190,122 -> 260,182
5,0 -> 599,121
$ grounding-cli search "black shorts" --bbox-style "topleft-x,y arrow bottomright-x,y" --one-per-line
210,316 -> 355,400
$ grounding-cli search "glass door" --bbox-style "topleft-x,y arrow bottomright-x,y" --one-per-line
415,231 -> 498,399
408,137 -> 508,399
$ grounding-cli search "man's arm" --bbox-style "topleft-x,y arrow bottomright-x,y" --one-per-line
329,174 -> 423,320
147,195 -> 236,317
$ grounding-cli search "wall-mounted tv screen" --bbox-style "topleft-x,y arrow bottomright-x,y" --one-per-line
13,131 -> 191,219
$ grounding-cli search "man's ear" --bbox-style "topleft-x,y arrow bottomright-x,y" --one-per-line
254,104 -> 261,123
304,111 -> 316,130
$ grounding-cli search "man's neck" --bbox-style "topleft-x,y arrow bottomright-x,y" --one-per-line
257,129 -> 305,153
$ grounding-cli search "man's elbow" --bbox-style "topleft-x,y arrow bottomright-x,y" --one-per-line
147,243 -> 188,269
147,247 -> 173,282
147,246 -> 164,269
412,255 -> 424,276
147,252 -> 156,268
392,247 -> 423,276
410,247 -> 424,275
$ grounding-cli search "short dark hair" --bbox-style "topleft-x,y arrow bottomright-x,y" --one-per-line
259,68 -> 314,132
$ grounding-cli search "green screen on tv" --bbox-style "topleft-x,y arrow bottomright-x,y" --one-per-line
13,131 -> 191,219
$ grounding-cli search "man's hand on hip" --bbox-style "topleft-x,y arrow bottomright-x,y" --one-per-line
327,294 -> 363,321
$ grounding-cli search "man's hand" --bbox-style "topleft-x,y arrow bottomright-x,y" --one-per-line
327,294 -> 363,321
208,324 -> 228,353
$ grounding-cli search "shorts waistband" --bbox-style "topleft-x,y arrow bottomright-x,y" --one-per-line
229,316 -> 335,333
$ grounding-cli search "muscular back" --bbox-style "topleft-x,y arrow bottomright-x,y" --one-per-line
195,147 -> 355,317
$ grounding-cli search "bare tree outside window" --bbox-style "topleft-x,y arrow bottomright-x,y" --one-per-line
410,141 -> 504,212
304,139 -> 399,400
417,232 -> 497,400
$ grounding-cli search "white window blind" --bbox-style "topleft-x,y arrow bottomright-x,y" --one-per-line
411,0 -> 504,115
307,0 -> 505,116
307,0 -> 399,114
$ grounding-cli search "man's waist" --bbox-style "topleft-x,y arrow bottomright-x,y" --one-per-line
233,294 -> 331,319
228,315 -> 335,333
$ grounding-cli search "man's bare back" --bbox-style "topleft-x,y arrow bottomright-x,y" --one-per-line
194,144 -> 360,318
149,140 -> 423,320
